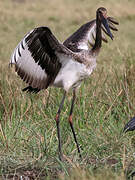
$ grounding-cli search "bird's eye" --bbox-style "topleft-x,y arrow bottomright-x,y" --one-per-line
98,10 -> 102,14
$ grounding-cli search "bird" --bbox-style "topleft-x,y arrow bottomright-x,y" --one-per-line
9,7 -> 119,160
123,116 -> 135,133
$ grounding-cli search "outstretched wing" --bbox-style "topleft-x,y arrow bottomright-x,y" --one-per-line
10,27 -> 72,91
63,17 -> 119,52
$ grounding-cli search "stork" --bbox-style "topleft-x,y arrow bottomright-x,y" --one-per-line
10,7 -> 119,160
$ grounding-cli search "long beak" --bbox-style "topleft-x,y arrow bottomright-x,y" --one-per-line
101,15 -> 113,40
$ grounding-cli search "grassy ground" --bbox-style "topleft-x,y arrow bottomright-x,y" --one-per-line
0,0 -> 135,179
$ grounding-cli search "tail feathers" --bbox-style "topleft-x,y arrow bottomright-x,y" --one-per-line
22,86 -> 40,93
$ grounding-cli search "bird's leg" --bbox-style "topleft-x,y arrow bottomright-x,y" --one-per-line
55,91 -> 66,160
68,89 -> 81,158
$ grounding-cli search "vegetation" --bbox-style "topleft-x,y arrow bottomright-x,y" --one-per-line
0,0 -> 135,179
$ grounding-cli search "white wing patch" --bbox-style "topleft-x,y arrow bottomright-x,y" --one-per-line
10,32 -> 47,89
78,42 -> 89,50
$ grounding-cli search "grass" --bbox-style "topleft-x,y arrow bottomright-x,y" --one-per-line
0,0 -> 135,179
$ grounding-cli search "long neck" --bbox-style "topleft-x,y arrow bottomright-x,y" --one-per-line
92,13 -> 102,52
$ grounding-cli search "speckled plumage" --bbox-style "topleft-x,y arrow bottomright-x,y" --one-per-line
10,13 -> 118,93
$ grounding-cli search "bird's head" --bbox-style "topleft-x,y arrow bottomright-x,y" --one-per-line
97,7 -> 113,40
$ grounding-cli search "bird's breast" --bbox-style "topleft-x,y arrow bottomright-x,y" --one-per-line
53,58 -> 96,91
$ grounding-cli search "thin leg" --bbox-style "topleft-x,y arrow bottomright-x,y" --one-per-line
68,90 -> 81,158
55,91 -> 66,160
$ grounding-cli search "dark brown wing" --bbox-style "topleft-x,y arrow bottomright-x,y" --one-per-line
63,17 -> 119,52
63,20 -> 96,52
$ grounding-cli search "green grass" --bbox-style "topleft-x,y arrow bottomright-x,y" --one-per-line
0,0 -> 135,179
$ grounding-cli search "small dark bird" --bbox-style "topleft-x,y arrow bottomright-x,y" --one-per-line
9,7 -> 118,160
123,116 -> 135,133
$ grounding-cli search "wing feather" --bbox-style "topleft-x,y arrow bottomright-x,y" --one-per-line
10,18 -> 118,91
10,27 -> 72,90
63,17 -> 119,52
